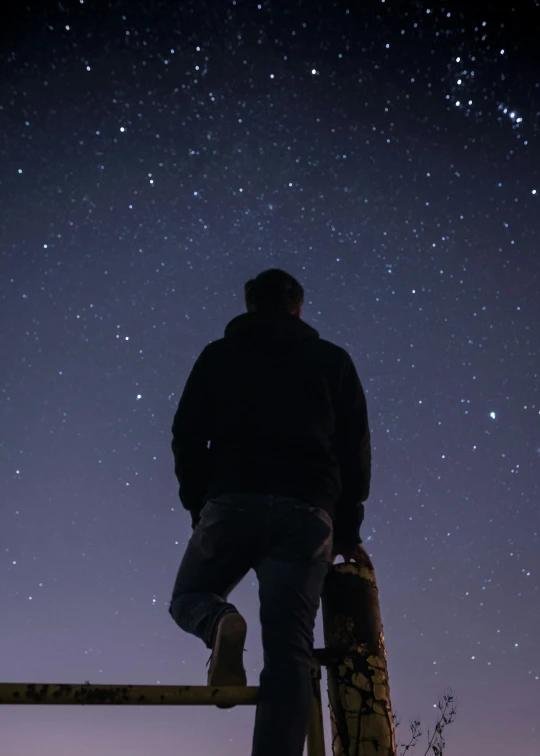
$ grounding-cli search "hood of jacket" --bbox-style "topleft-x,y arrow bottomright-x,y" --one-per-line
224,311 -> 320,343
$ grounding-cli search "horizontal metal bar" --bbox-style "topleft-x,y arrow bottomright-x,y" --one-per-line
0,650 -> 336,707
0,683 -> 259,706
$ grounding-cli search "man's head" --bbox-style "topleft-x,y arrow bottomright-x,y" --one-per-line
244,268 -> 304,318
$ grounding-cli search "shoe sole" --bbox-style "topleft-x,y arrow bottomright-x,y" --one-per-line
208,613 -> 248,690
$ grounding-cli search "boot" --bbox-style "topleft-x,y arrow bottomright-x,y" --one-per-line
207,612 -> 247,708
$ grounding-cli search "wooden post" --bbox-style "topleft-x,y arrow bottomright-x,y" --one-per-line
321,562 -> 395,756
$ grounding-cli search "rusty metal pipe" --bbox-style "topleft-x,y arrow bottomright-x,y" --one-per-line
0,682 -> 258,707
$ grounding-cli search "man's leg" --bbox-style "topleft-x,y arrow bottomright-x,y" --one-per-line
168,496 -> 257,650
252,500 -> 333,756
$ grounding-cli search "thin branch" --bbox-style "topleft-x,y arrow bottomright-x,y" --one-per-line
398,718 -> 422,755
422,690 -> 457,756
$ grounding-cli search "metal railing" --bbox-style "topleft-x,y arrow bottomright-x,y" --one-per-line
0,563 -> 395,756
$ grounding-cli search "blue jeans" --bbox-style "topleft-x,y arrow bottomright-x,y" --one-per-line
168,492 -> 333,756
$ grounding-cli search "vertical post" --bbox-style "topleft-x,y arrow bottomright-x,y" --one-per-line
321,562 -> 395,756
307,656 -> 326,756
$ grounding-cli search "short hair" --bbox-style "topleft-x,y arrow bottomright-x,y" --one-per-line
244,268 -> 304,313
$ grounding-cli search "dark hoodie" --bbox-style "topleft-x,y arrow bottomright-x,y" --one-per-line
171,311 -> 371,544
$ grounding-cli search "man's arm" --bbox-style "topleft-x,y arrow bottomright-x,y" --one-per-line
171,348 -> 214,528
333,353 -> 371,545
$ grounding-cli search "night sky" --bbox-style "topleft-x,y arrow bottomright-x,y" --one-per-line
1,1 -> 539,754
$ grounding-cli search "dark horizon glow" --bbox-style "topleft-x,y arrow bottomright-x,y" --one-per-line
1,2 -> 539,754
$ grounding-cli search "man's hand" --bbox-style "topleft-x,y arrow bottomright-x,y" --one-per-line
332,541 -> 374,570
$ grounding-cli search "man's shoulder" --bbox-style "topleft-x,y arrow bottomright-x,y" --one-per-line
200,337 -> 225,357
315,337 -> 353,370
316,337 -> 349,358
202,334 -> 349,361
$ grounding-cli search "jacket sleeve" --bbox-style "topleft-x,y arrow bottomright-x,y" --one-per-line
333,354 -> 371,544
171,347 -> 214,528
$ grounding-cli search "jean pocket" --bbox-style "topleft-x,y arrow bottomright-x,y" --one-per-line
293,504 -> 334,530
195,500 -> 253,555
274,505 -> 333,563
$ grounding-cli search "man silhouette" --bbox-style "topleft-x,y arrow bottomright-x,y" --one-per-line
168,268 -> 372,756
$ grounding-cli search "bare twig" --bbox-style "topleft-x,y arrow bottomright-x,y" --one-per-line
422,689 -> 457,756
395,689 -> 457,756
398,718 -> 422,754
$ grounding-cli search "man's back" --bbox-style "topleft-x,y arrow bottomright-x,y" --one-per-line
172,309 -> 371,544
